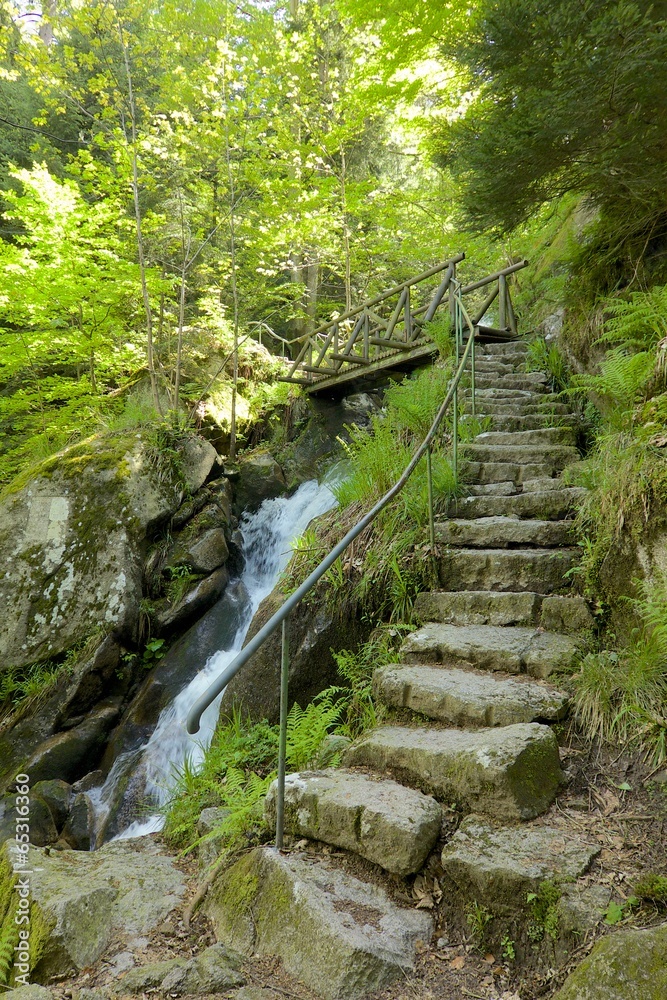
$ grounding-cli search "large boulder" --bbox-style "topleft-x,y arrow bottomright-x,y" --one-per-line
206,847 -> 432,1000
554,922 -> 667,999
0,431 -> 217,673
232,450 -> 287,515
0,837 -> 186,983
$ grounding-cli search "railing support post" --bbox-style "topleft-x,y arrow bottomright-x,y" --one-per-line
426,444 -> 435,550
498,274 -> 507,330
471,324 -> 476,418
275,617 -> 290,850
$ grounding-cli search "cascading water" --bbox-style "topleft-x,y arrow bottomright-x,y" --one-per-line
89,478 -> 337,845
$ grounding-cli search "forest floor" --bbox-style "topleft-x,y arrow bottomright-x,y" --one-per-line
48,721 -> 667,1000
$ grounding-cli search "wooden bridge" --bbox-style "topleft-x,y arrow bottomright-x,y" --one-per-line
279,254 -> 528,395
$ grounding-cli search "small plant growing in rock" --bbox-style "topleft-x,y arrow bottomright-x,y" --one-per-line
500,934 -> 516,961
527,881 -> 561,942
633,872 -> 667,905
466,901 -> 492,949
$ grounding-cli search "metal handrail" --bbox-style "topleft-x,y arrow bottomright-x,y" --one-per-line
186,263 -> 523,847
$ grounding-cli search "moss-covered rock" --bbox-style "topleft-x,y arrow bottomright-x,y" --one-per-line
0,431 -> 216,674
205,847 -> 432,1000
0,837 -> 186,984
553,922 -> 667,999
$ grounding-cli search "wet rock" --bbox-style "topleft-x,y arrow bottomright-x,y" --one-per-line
265,770 -> 441,875
0,837 -> 187,981
31,780 -> 73,830
22,700 -> 120,786
61,792 -> 95,850
154,566 -> 229,636
553,921 -> 667,999
206,847 -> 432,1000
72,771 -> 104,794
233,450 -> 287,516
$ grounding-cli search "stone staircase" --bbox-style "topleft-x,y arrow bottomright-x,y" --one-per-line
205,341 -> 605,1000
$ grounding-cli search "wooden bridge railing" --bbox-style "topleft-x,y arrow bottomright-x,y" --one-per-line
279,254 -> 528,390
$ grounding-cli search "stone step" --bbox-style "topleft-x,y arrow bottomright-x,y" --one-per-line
466,481 -> 519,496
436,516 -> 573,548
206,847 -> 433,1000
464,387 -> 548,401
400,622 -> 579,678
438,547 -> 579,594
373,663 -> 569,727
441,816 -> 601,919
464,400 -> 572,415
470,360 -> 516,374
474,375 -> 548,392
343,723 -> 563,821
264,770 -> 441,876
414,591 -> 594,634
463,443 -> 579,467
450,488 -> 586,520
479,341 -> 529,356
475,427 -> 576,446
487,415 -> 578,433
462,461 -> 561,484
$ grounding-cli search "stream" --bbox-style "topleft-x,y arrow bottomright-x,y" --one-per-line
89,478 -> 337,846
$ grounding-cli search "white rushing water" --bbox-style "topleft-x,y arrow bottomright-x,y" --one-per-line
90,478 -> 338,843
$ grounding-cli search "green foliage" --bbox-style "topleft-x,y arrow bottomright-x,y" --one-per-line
0,639 -> 88,724
633,873 -> 667,906
604,897 -> 638,925
526,881 -> 561,943
330,628 -> 408,738
466,901 -> 492,949
525,338 -> 570,393
500,934 -> 516,962
573,571 -> 667,763
165,565 -> 200,607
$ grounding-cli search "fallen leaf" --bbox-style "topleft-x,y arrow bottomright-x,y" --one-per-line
484,953 -> 495,964
449,955 -> 465,970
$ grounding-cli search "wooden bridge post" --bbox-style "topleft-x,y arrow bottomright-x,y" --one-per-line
498,274 -> 507,330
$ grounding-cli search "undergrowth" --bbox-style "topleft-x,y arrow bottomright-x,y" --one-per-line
163,628 -> 403,853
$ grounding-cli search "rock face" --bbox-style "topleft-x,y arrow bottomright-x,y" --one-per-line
219,584 -> 369,724
553,922 -> 667,1000
0,838 -> 186,983
264,770 -> 441,875
206,847 -> 433,1000
232,450 -> 287,515
343,723 -> 563,821
0,431 -> 216,673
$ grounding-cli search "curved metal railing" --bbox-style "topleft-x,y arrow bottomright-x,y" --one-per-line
186,257 -> 526,847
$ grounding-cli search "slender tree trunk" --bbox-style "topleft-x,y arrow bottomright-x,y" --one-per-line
119,25 -> 162,415
173,190 -> 188,414
222,63 -> 240,460
340,149 -> 352,311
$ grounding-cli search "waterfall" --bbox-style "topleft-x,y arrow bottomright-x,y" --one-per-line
89,478 -> 337,844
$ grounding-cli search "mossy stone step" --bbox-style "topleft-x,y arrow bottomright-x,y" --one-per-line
476,427 -> 576,446
474,375 -> 548,392
373,663 -> 569,727
449,488 -> 586,520
441,816 -> 600,918
415,589 -> 540,625
400,622 -> 579,678
206,847 -> 433,1000
436,516 -> 573,548
264,769 -> 441,875
462,461 -> 561,484
464,399 -> 572,415
343,723 -> 563,820
414,591 -> 594,634
479,342 -> 529,356
486,415 -> 578,432
463,443 -> 579,467
438,546 -> 579,594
